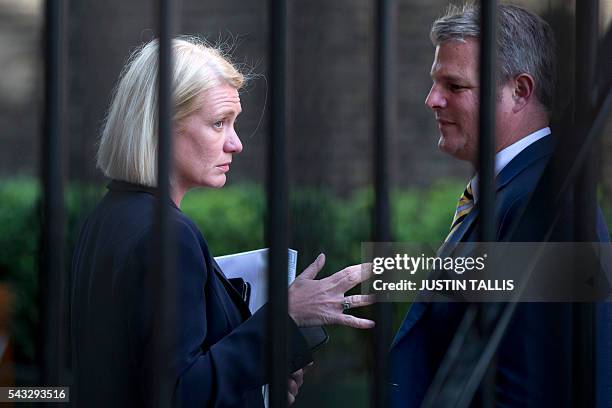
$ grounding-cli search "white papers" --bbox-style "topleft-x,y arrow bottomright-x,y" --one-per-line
214,248 -> 298,313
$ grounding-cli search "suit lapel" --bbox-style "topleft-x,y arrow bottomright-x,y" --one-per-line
392,206 -> 480,348
391,301 -> 428,348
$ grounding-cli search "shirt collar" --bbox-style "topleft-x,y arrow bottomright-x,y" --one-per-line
471,127 -> 551,204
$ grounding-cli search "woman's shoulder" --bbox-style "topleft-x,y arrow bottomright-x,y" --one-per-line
170,212 -> 208,248
81,181 -> 212,258
130,203 -> 210,257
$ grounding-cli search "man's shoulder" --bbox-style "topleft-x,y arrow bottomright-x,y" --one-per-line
498,135 -> 555,190
494,137 -> 556,240
498,133 -> 555,194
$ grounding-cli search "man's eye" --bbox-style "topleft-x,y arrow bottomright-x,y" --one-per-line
213,121 -> 223,129
449,84 -> 466,92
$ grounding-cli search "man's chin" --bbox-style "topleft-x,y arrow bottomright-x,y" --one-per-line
438,138 -> 470,162
437,137 -> 456,156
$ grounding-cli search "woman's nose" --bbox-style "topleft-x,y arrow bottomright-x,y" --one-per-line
225,128 -> 243,154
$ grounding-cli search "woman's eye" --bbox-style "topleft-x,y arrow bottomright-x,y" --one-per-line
213,121 -> 223,129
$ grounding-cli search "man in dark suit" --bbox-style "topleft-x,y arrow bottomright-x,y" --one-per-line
389,4 -> 610,407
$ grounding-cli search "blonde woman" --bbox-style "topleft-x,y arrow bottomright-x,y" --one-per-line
71,38 -> 374,407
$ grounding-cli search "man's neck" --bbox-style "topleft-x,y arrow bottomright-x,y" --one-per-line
496,106 -> 549,154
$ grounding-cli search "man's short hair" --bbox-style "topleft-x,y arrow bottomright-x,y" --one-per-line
430,3 -> 556,113
97,37 -> 245,187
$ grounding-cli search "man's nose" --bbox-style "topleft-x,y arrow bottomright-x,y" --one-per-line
425,85 -> 446,109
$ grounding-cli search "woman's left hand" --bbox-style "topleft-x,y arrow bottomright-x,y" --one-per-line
288,254 -> 375,328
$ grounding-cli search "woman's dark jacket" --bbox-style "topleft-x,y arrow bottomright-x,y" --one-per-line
71,180 -> 312,407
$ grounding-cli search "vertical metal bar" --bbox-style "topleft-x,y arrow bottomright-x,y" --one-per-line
268,1 -> 289,407
572,1 -> 598,406
574,0 -> 597,237
41,0 -> 66,389
477,0 -> 497,242
153,0 -> 176,406
599,26 -> 612,95
372,0 -> 395,407
477,1 -> 498,407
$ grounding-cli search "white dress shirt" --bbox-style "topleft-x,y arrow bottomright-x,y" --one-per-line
471,127 -> 551,204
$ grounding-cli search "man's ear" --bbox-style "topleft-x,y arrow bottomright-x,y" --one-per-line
511,73 -> 535,113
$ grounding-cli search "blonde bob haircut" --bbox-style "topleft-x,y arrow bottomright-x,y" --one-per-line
97,37 -> 244,187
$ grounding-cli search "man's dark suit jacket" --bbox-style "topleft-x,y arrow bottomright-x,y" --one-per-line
71,180 -> 312,407
389,135 -> 611,407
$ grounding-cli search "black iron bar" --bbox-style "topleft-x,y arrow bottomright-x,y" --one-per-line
153,0 -> 176,406
477,0 -> 497,242
572,1 -> 599,406
41,0 -> 66,391
476,1 -> 498,407
372,0 -> 396,407
267,0 -> 289,407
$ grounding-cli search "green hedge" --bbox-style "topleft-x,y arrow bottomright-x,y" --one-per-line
0,179 -> 41,361
3,176 -> 611,399
0,177 -> 464,363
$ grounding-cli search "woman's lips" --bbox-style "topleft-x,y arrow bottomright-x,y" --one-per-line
216,163 -> 230,172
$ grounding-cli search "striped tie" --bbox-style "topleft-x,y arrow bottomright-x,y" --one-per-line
445,181 -> 474,242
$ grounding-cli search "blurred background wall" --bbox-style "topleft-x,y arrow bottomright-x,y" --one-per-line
2,0 -> 611,191
1,0 -> 475,193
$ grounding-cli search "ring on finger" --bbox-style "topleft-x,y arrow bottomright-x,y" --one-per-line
342,299 -> 351,311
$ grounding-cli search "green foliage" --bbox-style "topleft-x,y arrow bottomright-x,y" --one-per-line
4,175 -> 612,400
392,180 -> 461,242
181,185 -> 265,255
0,178 -> 106,361
0,178 -> 41,361
0,177 -> 467,365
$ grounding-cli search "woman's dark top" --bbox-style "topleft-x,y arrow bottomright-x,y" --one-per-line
71,180 -> 312,407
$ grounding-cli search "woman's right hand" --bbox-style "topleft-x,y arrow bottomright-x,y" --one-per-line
288,254 -> 375,329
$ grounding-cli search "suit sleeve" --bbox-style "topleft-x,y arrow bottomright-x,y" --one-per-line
125,220 -> 312,407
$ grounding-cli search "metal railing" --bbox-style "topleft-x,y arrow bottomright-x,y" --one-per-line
371,1 -> 396,407
41,0 -> 66,392
152,0 -> 177,406
267,1 -> 290,407
37,0 -> 609,406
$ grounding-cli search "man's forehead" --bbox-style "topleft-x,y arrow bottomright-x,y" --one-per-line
430,39 -> 478,78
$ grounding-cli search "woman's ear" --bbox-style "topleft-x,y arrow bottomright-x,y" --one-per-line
511,73 -> 535,113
